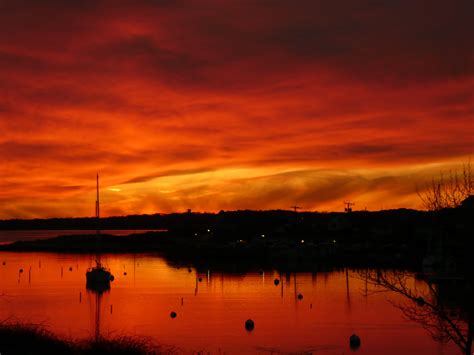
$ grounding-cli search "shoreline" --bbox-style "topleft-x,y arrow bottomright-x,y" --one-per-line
0,206 -> 471,272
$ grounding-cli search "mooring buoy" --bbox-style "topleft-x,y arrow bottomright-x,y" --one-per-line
170,311 -> 177,319
245,319 -> 254,331
297,293 -> 303,300
274,279 -> 280,286
350,334 -> 361,349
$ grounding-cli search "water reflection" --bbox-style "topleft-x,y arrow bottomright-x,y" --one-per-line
86,278 -> 111,343
360,270 -> 473,355
0,252 -> 459,354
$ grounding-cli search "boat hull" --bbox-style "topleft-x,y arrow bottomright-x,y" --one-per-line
86,266 -> 112,292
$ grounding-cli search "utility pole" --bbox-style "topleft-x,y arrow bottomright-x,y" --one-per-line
344,201 -> 355,213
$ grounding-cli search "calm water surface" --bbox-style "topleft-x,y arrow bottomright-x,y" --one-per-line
0,252 -> 458,354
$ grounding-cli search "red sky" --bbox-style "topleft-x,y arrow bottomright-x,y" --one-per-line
0,0 -> 473,218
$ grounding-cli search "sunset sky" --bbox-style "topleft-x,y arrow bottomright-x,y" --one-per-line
0,0 -> 472,218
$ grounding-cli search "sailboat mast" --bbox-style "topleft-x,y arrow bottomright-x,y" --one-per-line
96,173 -> 101,264
96,173 -> 100,233
96,174 -> 100,219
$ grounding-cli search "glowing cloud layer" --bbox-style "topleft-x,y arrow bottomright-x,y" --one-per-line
0,0 -> 472,218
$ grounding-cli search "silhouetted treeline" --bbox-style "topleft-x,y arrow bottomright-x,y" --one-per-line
0,208 -> 439,231
0,207 -> 471,247
1,205 -> 472,272
0,212 -> 216,231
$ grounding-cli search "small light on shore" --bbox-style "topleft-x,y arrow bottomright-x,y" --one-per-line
333,239 -> 337,243
261,234 -> 265,238
301,240 -> 304,244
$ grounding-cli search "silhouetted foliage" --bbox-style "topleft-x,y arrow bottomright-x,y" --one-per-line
418,161 -> 473,211
0,322 -> 170,354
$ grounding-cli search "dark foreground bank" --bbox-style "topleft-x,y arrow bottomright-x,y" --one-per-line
0,323 -> 168,355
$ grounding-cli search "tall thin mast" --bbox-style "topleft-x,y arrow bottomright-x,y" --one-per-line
96,173 -> 100,233
95,173 -> 101,264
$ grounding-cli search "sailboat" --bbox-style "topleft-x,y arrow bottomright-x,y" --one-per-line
86,174 -> 113,290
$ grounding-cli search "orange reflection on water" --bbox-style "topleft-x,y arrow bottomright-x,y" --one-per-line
0,252 -> 458,354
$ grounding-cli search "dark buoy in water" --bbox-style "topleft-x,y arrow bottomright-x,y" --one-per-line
416,297 -> 425,306
188,268 -> 192,273
2,262 -> 5,266
350,334 -> 361,349
198,277 -> 202,282
69,267 -> 72,271
274,279 -> 280,286
124,272 -> 127,276
170,311 -> 177,319
245,319 -> 254,331
297,293 -> 303,300
19,268 -> 23,273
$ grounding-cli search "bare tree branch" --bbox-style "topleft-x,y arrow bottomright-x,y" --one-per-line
418,160 -> 473,211
357,270 -> 472,354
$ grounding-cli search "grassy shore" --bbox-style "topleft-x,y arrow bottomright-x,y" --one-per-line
0,323 -> 168,354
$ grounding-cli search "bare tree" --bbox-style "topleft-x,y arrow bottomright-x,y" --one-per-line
360,270 -> 473,355
418,160 -> 473,211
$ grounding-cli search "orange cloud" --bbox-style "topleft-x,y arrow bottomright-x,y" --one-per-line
0,0 -> 472,218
